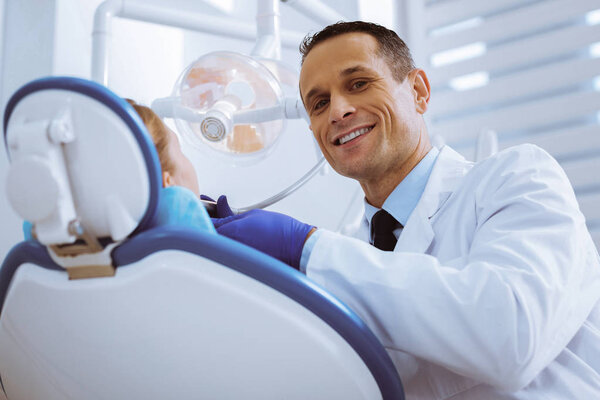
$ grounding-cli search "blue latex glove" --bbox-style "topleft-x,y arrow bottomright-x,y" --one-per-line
212,200 -> 315,270
200,195 -> 234,218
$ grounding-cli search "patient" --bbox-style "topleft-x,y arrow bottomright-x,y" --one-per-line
125,99 -> 215,233
126,99 -> 200,196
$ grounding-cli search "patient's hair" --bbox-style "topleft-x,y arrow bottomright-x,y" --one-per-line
125,99 -> 174,174
299,21 -> 415,82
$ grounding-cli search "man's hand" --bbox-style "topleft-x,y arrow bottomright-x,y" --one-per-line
200,195 -> 235,218
212,197 -> 315,270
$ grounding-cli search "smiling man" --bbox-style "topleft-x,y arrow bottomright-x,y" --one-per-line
299,27 -> 431,209
212,21 -> 600,399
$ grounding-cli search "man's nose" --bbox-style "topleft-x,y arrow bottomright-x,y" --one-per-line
328,94 -> 355,124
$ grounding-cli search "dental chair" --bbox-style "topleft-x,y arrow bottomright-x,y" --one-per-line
0,77 -> 404,400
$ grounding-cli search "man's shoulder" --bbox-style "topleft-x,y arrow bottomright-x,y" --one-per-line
478,143 -> 556,170
438,143 -> 566,205
466,143 -> 560,184
464,143 -> 572,204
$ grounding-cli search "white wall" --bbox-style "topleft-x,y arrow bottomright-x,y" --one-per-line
0,0 -> 6,264
1,0 -> 58,259
0,0 -> 5,97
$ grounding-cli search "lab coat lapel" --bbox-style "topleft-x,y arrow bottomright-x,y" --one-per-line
394,146 -> 471,253
394,205 -> 435,253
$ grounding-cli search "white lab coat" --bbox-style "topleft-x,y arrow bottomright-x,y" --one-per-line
306,144 -> 600,399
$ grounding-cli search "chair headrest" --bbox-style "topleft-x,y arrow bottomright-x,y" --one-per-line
3,77 -> 162,247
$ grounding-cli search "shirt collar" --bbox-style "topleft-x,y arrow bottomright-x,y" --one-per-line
364,147 -> 439,228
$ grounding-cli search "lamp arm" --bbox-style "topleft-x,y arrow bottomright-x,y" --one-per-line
236,156 -> 327,213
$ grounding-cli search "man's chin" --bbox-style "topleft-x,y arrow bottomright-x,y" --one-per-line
333,163 -> 369,181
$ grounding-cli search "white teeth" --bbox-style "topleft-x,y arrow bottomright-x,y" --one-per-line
338,127 -> 371,145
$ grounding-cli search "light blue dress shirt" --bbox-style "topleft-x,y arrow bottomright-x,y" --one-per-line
299,147 -> 439,272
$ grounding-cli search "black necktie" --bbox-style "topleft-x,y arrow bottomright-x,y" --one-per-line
371,209 -> 401,251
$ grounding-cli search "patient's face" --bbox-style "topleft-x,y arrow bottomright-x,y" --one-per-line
165,130 -> 200,196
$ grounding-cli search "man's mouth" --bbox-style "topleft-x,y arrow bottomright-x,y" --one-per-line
335,125 -> 374,145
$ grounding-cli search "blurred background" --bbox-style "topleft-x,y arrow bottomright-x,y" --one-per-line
1,0 -> 599,258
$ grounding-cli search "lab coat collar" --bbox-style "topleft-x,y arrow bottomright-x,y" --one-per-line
394,145 -> 472,253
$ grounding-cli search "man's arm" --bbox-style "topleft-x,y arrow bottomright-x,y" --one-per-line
304,145 -> 600,391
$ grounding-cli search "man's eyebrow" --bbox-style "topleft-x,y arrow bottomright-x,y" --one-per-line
304,87 -> 323,106
341,65 -> 372,76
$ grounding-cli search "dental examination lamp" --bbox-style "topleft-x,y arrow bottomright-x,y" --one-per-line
153,52 -> 307,161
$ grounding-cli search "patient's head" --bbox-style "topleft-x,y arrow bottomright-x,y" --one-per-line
126,99 -> 200,196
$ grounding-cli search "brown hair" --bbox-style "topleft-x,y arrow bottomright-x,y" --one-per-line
125,99 -> 174,174
300,21 -> 415,82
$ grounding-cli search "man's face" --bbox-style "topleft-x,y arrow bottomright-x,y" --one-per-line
299,32 -> 428,184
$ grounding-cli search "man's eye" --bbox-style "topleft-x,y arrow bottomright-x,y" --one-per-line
352,81 -> 367,90
314,99 -> 329,110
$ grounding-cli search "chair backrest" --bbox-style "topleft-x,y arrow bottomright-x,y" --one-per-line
0,77 -> 404,400
4,77 -> 161,245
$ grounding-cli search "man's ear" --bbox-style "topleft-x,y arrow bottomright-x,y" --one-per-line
411,69 -> 431,114
162,171 -> 174,188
